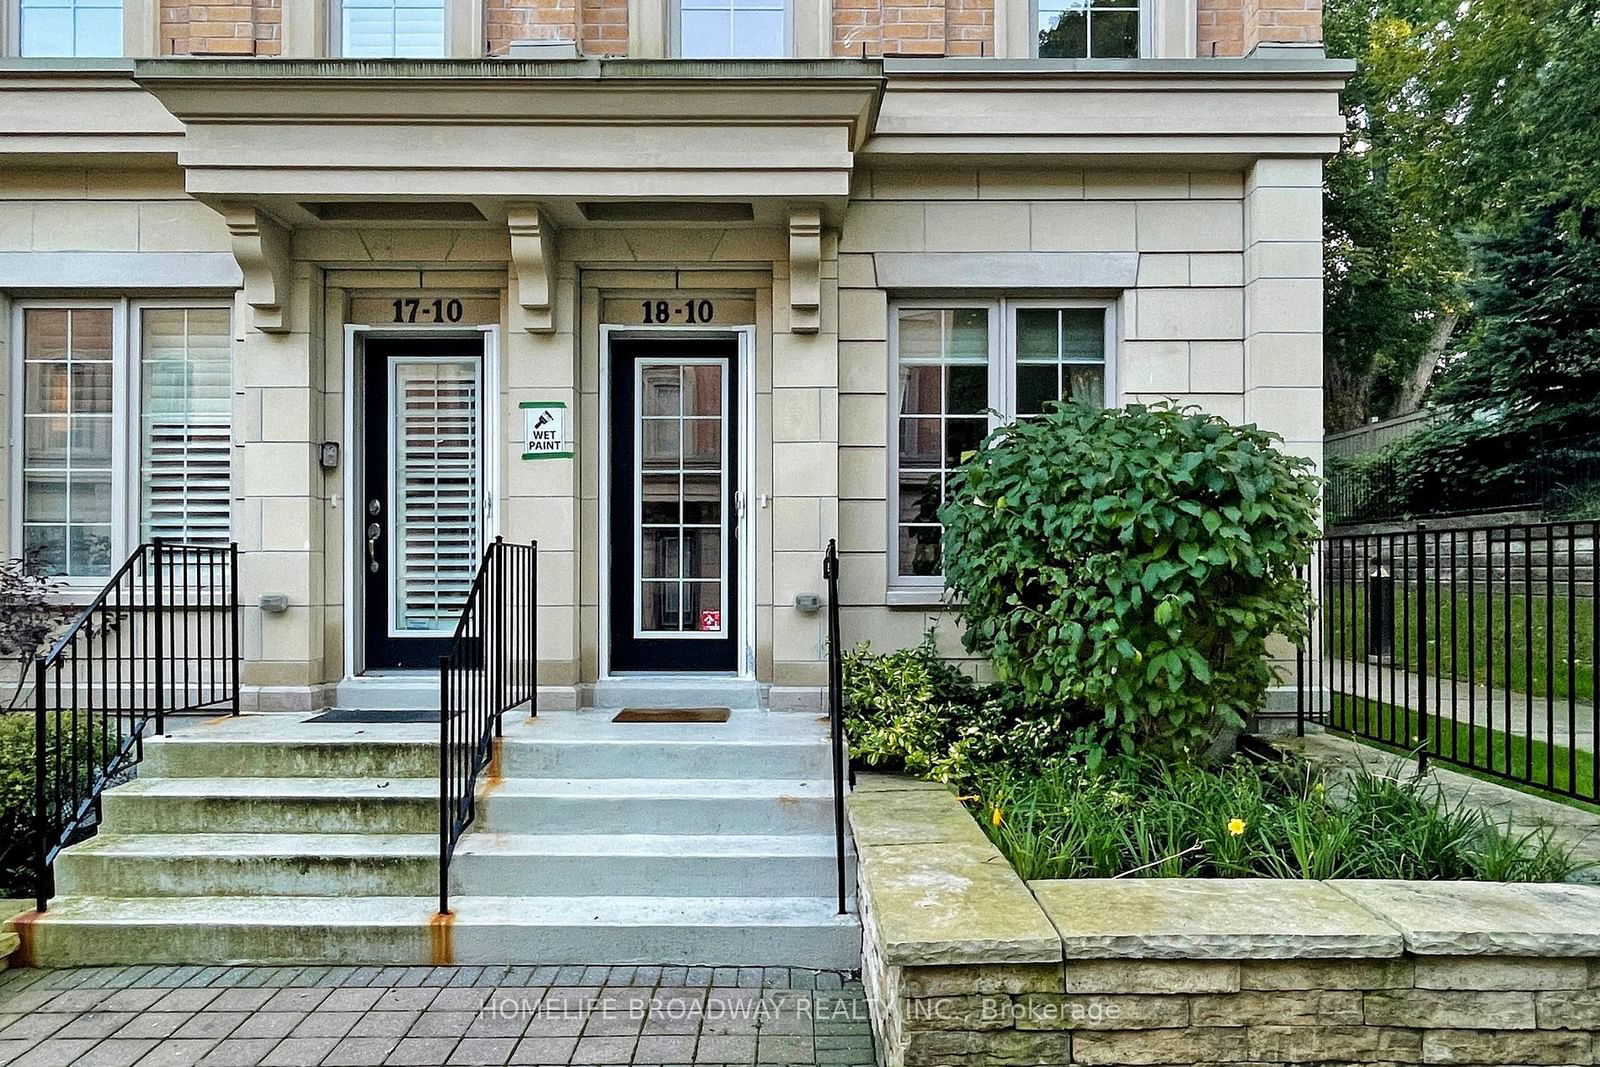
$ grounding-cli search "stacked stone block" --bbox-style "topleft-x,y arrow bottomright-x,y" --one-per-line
850,776 -> 1600,1067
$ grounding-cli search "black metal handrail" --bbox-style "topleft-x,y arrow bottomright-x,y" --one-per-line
1298,519 -> 1599,804
33,540 -> 239,911
439,536 -> 537,915
823,538 -> 849,915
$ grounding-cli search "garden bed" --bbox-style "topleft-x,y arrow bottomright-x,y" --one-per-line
849,776 -> 1600,1067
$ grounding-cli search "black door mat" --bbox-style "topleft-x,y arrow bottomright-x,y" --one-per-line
305,708 -> 441,724
612,707 -> 732,723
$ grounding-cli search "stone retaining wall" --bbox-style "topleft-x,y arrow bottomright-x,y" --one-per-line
849,776 -> 1600,1067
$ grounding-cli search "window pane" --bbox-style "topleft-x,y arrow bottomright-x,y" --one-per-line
1016,308 -> 1060,361
141,308 -> 233,547
898,364 -> 942,416
684,529 -> 722,578
1064,364 -> 1106,406
1090,8 -> 1139,57
680,8 -> 729,56
1016,363 -> 1059,416
641,364 -> 681,416
342,0 -> 445,57
23,308 -> 116,578
946,364 -> 987,415
641,581 -> 681,632
948,309 -> 990,359
682,474 -> 721,524
1063,308 -> 1105,359
682,419 -> 723,469
641,528 -> 681,578
944,417 -> 986,468
731,7 -> 783,56
682,365 -> 722,416
640,419 -> 681,469
897,309 -> 942,361
898,418 -> 942,469
685,582 -> 722,631
641,475 -> 680,524
897,526 -> 942,578
898,474 -> 942,524
1038,5 -> 1087,57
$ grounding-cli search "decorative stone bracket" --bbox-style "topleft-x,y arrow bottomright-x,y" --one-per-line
223,204 -> 291,334
789,206 -> 822,335
508,204 -> 557,333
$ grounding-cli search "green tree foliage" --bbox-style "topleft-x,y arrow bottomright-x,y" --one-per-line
937,403 -> 1321,763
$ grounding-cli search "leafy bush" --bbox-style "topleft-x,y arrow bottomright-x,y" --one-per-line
0,711 -> 106,899
970,754 -> 1585,882
842,634 -> 1086,787
940,402 -> 1320,763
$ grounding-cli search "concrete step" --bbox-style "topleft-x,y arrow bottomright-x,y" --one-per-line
580,678 -> 763,710
451,834 -> 854,898
477,778 -> 836,835
144,738 -> 437,780
499,738 -> 832,780
19,895 -> 862,968
102,777 -> 436,835
52,834 -> 438,898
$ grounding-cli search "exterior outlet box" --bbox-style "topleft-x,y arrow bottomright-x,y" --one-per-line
506,40 -> 581,59
259,594 -> 289,614
794,593 -> 821,614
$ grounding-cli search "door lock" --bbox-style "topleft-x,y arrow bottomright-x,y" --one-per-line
366,522 -> 382,574
367,498 -> 381,517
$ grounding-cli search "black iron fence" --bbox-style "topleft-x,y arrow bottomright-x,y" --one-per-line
822,539 -> 850,915
1298,520 -> 1599,804
439,537 -> 538,915
31,540 -> 239,910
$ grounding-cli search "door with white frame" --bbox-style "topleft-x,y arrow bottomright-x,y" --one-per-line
360,335 -> 486,670
607,335 -> 741,672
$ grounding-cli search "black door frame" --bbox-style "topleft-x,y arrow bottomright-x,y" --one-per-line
601,327 -> 750,676
348,327 -> 494,675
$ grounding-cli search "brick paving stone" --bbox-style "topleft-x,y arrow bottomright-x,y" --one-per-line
573,1035 -> 636,1064
173,1013 -> 247,1041
431,988 -> 492,1013
320,988 -> 384,1014
206,991 -> 275,1015
259,1036 -> 340,1066
448,1036 -> 516,1065
132,1039 -> 219,1067
75,1038 -> 159,1067
10,1037 -> 102,1067
508,1035 -> 575,1064
351,1010 -> 421,1038
58,1012 -> 140,1040
409,1011 -> 478,1039
150,990 -> 222,1014
103,990 -> 169,1013
376,988 -> 439,1012
0,1013 -> 74,1041
114,1012 -> 193,1041
325,1035 -> 402,1065
386,1037 -> 461,1065
288,1011 -> 361,1040
195,1036 -> 278,1066
0,1041 -> 27,1066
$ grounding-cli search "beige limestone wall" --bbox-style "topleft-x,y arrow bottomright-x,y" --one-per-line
835,163 -> 1323,669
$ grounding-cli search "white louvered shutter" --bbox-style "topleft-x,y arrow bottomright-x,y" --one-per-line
140,308 -> 232,546
391,361 -> 481,633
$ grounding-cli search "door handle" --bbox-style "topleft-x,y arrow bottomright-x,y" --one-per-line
366,522 -> 382,574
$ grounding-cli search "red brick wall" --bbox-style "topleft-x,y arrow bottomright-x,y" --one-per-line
484,0 -> 625,55
832,0 -> 993,57
160,0 -> 280,54
1198,0 -> 1320,55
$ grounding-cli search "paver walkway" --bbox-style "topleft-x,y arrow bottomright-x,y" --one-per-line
0,964 -> 874,1067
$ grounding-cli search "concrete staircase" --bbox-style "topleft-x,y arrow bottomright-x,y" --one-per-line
16,702 -> 859,968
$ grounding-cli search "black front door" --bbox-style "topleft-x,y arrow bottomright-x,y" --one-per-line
363,336 -> 485,670
609,337 -> 740,672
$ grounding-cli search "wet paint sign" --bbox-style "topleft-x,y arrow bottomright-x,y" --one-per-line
521,401 -> 572,460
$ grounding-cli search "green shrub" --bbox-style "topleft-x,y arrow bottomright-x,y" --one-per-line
939,402 -> 1320,764
970,754 -> 1586,882
0,711 -> 107,899
842,634 -> 1086,787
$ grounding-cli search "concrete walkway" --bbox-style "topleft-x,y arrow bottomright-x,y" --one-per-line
1308,658 -> 1597,753
0,964 -> 874,1067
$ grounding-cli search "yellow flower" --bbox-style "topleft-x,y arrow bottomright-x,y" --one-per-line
991,807 -> 1005,828
1227,817 -> 1246,837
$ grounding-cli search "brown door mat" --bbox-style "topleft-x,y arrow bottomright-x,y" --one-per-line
611,707 -> 732,723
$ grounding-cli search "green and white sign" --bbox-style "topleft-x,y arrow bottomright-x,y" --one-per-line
521,401 -> 572,460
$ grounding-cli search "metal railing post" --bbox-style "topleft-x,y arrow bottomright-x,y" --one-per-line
824,539 -> 847,916
34,658 -> 48,913
151,540 -> 166,736
230,542 -> 241,715
439,654 -> 451,916
1414,522 -> 1429,774
493,537 -> 504,734
531,541 -> 539,718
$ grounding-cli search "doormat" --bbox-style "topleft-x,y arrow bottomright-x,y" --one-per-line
305,708 -> 441,724
612,707 -> 731,723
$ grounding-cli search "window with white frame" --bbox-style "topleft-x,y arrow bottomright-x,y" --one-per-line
15,302 -> 233,582
1035,0 -> 1139,58
677,0 -> 787,57
337,0 -> 446,56
17,0 -> 122,56
890,299 -> 1115,582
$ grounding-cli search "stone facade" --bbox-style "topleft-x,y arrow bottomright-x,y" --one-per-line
850,776 -> 1600,1067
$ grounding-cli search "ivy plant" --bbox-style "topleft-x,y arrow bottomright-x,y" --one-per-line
939,402 -> 1321,762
